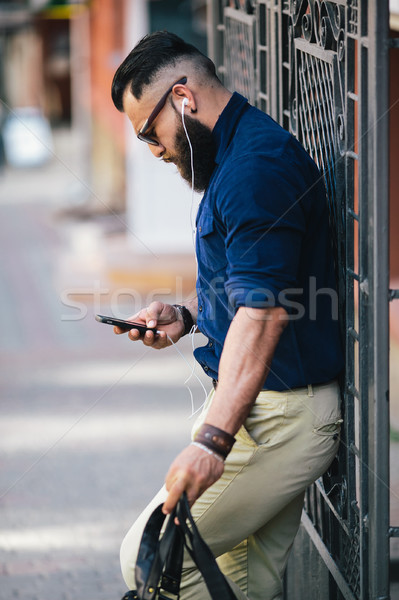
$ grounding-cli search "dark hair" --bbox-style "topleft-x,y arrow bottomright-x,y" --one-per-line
111,31 -> 218,112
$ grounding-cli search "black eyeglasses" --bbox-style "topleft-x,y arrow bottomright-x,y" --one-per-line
137,76 -> 187,146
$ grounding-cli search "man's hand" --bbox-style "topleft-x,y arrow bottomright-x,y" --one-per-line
163,444 -> 224,514
113,301 -> 184,349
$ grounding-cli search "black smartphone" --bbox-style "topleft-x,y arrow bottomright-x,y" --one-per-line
95,314 -> 158,334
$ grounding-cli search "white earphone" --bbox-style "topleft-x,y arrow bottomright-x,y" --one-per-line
181,97 -> 189,122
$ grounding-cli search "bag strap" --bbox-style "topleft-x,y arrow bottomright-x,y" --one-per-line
176,494 -> 237,600
133,494 -> 237,600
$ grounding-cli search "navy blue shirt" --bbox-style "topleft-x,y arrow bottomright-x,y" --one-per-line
194,93 -> 344,390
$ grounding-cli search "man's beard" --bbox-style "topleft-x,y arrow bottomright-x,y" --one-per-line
164,114 -> 216,193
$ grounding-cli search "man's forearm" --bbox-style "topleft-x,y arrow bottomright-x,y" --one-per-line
162,305 -> 287,514
205,306 -> 288,435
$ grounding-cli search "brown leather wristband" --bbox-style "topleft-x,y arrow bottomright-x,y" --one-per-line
194,423 -> 236,460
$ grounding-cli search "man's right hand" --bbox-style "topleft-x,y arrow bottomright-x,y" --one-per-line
113,301 -> 185,349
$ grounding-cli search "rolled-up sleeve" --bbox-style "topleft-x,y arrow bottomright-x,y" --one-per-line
216,152 -> 308,312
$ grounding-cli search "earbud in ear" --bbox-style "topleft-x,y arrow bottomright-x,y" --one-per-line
182,98 -> 189,108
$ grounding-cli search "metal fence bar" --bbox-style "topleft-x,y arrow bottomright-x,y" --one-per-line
301,510 -> 357,600
357,2 -> 370,595
207,0 -> 225,83
366,1 -> 391,598
344,5 -> 358,556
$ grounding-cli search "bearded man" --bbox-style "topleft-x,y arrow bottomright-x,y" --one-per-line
111,31 -> 343,600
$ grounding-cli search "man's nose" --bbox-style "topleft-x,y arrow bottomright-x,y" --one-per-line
148,143 -> 165,158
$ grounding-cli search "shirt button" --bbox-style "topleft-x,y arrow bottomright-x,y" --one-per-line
209,341 -> 213,347
198,226 -> 202,232
199,305 -> 203,312
204,366 -> 209,372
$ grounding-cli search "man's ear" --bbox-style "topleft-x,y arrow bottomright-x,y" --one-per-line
171,84 -> 197,114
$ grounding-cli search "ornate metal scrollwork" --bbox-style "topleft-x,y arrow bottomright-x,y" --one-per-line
288,1 -> 347,164
302,11 -> 314,42
289,1 -> 346,53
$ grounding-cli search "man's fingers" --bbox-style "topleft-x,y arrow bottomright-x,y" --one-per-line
149,331 -> 170,349
162,478 -> 187,515
123,328 -> 170,348
128,328 -> 143,341
142,330 -> 157,346
114,326 -> 126,335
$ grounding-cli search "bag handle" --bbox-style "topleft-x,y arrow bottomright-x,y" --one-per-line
133,493 -> 237,600
135,504 -> 182,600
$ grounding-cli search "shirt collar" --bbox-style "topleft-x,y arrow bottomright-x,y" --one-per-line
212,92 -> 249,165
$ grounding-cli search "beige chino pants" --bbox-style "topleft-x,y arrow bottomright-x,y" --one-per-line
120,380 -> 342,600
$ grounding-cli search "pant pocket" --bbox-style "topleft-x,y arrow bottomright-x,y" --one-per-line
313,418 -> 343,438
243,394 -> 288,447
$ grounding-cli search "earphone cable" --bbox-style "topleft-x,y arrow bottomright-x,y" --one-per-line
181,100 -> 196,244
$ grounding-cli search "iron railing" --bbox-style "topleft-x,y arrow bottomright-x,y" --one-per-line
207,1 -> 394,598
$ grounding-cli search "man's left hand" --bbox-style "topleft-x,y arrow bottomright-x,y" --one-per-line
163,444 -> 224,514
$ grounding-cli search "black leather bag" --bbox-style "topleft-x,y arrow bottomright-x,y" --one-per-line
121,492 -> 237,600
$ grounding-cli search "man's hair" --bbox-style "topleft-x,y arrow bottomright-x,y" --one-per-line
111,31 -> 218,112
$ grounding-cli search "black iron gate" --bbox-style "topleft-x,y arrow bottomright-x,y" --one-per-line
207,1 -> 396,598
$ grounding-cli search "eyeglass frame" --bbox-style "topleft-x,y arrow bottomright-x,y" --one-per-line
137,76 -> 188,146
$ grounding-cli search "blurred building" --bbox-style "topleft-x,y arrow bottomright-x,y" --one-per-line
0,0 -> 207,253
1,0 -> 397,278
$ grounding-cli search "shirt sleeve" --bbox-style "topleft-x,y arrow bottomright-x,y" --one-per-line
216,149 -> 309,312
